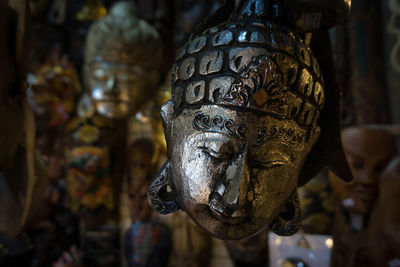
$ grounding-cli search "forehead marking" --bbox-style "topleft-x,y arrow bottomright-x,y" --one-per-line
193,112 -> 246,140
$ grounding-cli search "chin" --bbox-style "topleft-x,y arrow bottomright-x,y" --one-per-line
349,200 -> 373,215
187,204 -> 266,240
95,101 -> 129,119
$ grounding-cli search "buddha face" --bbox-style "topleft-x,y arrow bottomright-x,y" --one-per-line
83,2 -> 162,119
165,104 -> 319,239
148,11 -> 327,240
330,127 -> 396,215
87,61 -> 144,119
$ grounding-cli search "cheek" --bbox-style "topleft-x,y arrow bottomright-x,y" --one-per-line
171,141 -> 220,206
91,85 -> 105,100
118,87 -> 130,102
252,166 -> 298,218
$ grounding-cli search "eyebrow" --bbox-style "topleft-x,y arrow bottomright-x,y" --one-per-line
343,149 -> 363,160
193,112 -> 247,140
252,150 -> 291,162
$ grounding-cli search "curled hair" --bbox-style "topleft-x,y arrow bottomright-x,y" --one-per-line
84,2 -> 162,76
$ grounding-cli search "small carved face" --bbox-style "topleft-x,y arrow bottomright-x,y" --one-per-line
330,127 -> 397,215
129,180 -> 153,222
167,104 -> 318,239
87,61 -> 144,119
127,138 -> 155,192
129,154 -> 150,189
28,63 -> 81,126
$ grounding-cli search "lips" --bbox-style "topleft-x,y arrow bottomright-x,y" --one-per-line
352,184 -> 378,202
208,195 -> 250,224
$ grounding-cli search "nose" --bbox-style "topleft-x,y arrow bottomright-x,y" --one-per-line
210,149 -> 252,217
105,76 -> 119,95
223,151 -> 250,207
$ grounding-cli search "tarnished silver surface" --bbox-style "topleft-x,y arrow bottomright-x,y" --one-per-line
87,61 -> 145,119
148,161 -> 179,215
148,0 -> 351,240
84,2 -> 162,119
270,191 -> 302,236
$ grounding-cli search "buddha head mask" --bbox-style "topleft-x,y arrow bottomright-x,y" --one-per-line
148,0 -> 352,240
330,127 -> 397,215
84,1 -> 163,119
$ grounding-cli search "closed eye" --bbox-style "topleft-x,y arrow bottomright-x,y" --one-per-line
251,159 -> 288,169
198,146 -> 233,161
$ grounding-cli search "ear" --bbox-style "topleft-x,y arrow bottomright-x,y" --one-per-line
147,160 -> 180,214
160,100 -> 174,157
309,126 -> 320,152
298,30 -> 353,186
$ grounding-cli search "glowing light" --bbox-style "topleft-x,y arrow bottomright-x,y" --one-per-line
274,237 -> 282,246
325,238 -> 334,249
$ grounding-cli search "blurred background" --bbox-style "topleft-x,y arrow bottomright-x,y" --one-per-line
1,0 -> 400,266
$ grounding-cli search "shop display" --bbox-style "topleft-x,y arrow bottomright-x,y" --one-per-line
66,115 -> 116,212
124,138 -> 171,267
329,127 -> 397,267
28,54 -> 81,127
65,3 -> 166,266
83,1 -> 163,119
269,232 -> 333,267
148,0 -> 351,240
3,0 -> 400,266
67,0 -> 165,212
368,157 -> 400,266
66,113 -> 121,266
0,0 -> 47,237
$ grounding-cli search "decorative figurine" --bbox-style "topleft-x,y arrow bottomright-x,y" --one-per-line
329,127 -> 397,267
65,2 -> 165,266
66,114 -> 117,212
67,0 -> 164,212
83,1 -> 163,120
75,0 -> 107,21
127,138 -> 158,221
368,156 -> 400,266
148,0 -> 352,240
67,145 -> 114,211
28,48 -> 81,127
124,138 -> 171,267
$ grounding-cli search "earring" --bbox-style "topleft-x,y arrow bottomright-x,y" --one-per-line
147,160 -> 180,214
270,190 -> 302,236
